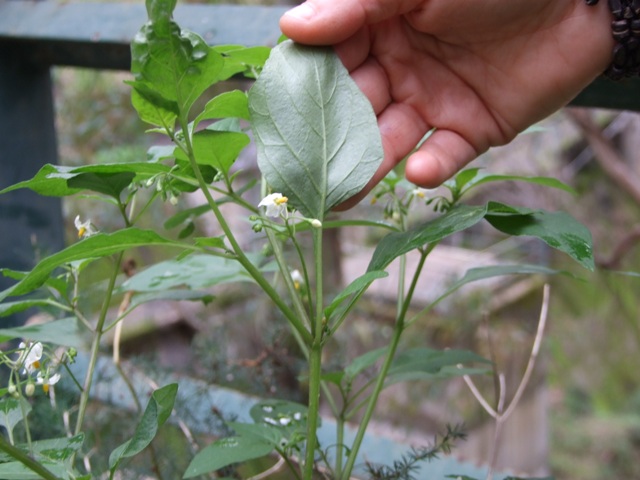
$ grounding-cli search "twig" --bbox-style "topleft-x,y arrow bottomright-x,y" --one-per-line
247,456 -> 286,480
462,284 -> 551,480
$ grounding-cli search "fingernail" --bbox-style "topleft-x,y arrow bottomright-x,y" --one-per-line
284,3 -> 315,21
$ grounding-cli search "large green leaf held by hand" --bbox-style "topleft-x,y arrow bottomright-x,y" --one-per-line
249,41 -> 384,219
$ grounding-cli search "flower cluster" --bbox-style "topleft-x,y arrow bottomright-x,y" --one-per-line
14,341 -> 60,395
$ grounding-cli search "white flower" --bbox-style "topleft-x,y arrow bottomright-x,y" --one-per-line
36,372 -> 61,394
258,193 -> 288,217
411,187 -> 432,199
291,269 -> 304,290
18,342 -> 43,375
74,215 -> 98,238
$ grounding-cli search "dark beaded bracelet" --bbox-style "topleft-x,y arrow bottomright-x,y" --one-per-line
586,0 -> 640,80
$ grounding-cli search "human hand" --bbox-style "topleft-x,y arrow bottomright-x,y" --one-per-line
280,0 -> 613,206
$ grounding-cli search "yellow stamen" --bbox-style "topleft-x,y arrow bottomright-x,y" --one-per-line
275,196 -> 288,205
32,360 -> 41,369
294,281 -> 300,290
78,227 -> 86,238
416,191 -> 425,198
43,384 -> 49,394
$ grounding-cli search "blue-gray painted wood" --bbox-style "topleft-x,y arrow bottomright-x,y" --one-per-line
0,2 -> 288,69
0,39 -> 64,327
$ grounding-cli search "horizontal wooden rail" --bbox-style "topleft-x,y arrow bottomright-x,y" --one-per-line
0,2 -> 288,69
2,1 -> 640,110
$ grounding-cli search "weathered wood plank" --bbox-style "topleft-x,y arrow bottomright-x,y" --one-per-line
0,2 -> 288,69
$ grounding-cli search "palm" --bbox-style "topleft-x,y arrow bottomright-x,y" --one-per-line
281,0 -> 612,197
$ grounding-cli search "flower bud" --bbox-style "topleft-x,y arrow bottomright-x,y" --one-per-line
25,383 -> 35,397
310,219 -> 322,229
7,384 -> 16,396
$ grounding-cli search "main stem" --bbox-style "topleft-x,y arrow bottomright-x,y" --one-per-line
303,228 -> 324,479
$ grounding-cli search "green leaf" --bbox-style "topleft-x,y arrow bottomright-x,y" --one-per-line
464,172 -> 575,195
0,164 -> 81,197
0,398 -> 31,440
386,348 -> 490,387
70,162 -> 171,179
486,202 -> 594,271
368,205 -> 488,272
130,6 -> 224,119
109,383 -> 178,471
451,168 -> 483,193
0,317 -> 85,349
249,40 -> 384,219
164,204 -> 210,229
433,264 -> 561,308
121,254 -> 250,292
193,90 -> 250,129
0,228 -> 194,301
226,422 -> 282,447
504,477 -> 555,480
193,237 -> 227,249
344,347 -> 387,382
213,45 -> 271,80
130,85 -> 178,130
249,400 -> 310,435
0,434 -> 84,463
66,171 -> 135,199
128,290 -> 214,310
173,130 -> 249,176
0,461 -> 67,480
324,271 -> 388,319
183,435 -> 273,478
0,299 -> 57,318
447,168 -> 575,196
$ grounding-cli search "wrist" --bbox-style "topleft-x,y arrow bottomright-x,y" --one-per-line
585,0 -> 640,79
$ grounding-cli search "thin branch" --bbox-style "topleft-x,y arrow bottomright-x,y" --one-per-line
247,457 -> 286,480
501,284 -> 550,421
462,374 -> 498,419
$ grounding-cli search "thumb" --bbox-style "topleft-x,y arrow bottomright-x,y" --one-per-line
405,130 -> 480,188
280,0 -> 420,45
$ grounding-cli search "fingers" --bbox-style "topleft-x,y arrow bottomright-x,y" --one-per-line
405,129 -> 479,188
280,0 -> 369,45
280,0 -> 422,45
348,57 -> 391,114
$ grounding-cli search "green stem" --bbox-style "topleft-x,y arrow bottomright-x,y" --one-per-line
74,252 -> 124,435
303,228 -> 324,479
0,436 -> 59,480
341,251 -> 428,480
262,216 -> 339,419
19,396 -> 32,453
335,413 -> 345,478
264,225 -> 311,331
